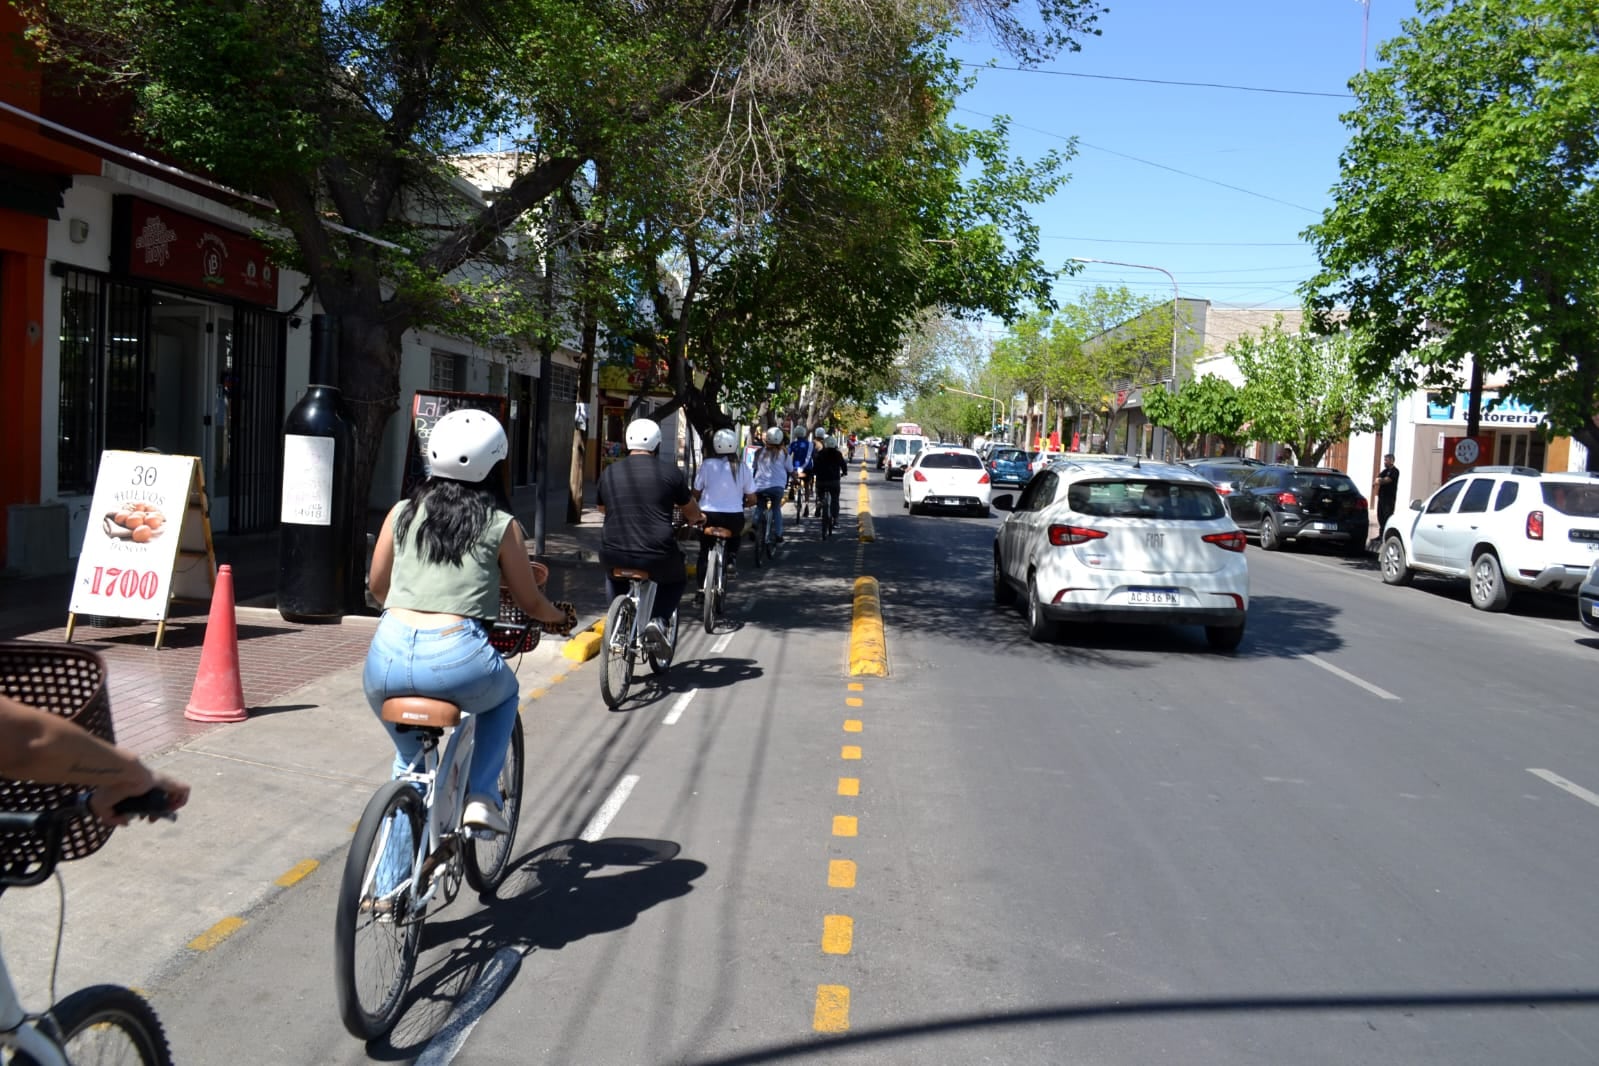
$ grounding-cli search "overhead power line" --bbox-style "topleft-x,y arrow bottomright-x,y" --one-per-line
1043,235 -> 1308,248
956,108 -> 1322,215
964,63 -> 1355,100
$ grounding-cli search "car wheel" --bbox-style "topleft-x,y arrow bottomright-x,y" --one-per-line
1205,623 -> 1245,652
1259,514 -> 1283,551
993,550 -> 1016,606
1379,535 -> 1414,586
1025,572 -> 1056,643
1470,551 -> 1513,611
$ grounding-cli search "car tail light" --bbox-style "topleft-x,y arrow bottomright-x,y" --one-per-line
978,472 -> 990,484
913,470 -> 927,482
1048,524 -> 1107,546
1203,530 -> 1247,552
1527,509 -> 1544,540
1216,485 -> 1231,495
1276,492 -> 1300,506
1355,496 -> 1368,510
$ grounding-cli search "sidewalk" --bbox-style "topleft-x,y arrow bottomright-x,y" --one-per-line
0,502 -> 610,759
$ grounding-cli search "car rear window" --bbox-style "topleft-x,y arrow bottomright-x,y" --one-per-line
908,439 -> 925,453
1541,482 -> 1599,517
1067,479 -> 1226,520
920,453 -> 984,470
1289,474 -> 1359,496
993,449 -> 1032,463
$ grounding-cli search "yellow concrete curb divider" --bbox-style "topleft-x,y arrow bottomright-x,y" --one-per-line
562,617 -> 606,662
856,481 -> 875,542
848,575 -> 888,677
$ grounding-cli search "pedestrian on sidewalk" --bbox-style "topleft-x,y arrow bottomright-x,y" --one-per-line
691,428 -> 755,602
1372,452 -> 1400,549
364,409 -> 569,835
598,418 -> 705,655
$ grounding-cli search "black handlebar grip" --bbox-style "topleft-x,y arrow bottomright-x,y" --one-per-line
112,788 -> 176,820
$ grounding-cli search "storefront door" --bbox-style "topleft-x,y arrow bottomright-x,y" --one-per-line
147,292 -> 231,531
1494,431 -> 1547,471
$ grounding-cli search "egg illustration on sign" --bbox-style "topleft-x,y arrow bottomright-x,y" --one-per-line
103,501 -> 167,541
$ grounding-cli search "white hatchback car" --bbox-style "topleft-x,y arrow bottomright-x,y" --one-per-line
903,446 -> 992,515
1379,466 -> 1599,610
992,459 -> 1249,651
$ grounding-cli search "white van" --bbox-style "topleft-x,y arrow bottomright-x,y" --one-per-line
884,434 -> 929,481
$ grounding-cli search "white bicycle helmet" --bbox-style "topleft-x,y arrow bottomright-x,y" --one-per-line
764,426 -> 785,445
626,418 -> 662,452
826,436 -> 839,450
813,426 -> 826,440
712,428 -> 738,455
427,409 -> 507,483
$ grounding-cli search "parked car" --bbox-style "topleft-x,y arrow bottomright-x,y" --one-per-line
1180,459 -> 1267,500
1579,558 -> 1599,631
903,446 -> 992,515
1379,466 -> 1599,611
991,459 -> 1248,651
987,448 -> 1039,488
1225,465 -> 1369,553
884,434 -> 929,481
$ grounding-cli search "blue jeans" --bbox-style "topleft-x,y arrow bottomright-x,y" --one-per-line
755,486 -> 785,540
363,615 -> 520,894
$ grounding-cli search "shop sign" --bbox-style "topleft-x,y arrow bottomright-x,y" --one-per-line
1422,390 -> 1546,426
116,195 -> 278,308
597,349 -> 673,397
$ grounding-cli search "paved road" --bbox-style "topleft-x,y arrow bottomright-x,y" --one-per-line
89,469 -> 1599,1061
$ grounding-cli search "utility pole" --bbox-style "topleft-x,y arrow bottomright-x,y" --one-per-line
1360,0 -> 1371,74
1069,257 -> 1183,458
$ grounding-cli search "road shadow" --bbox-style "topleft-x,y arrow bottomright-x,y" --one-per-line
1397,575 -> 1582,622
371,837 -> 703,1060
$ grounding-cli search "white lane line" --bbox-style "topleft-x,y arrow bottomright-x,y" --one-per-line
414,946 -> 523,1065
580,775 -> 639,841
1528,769 -> 1599,810
663,688 -> 698,726
711,631 -> 734,655
1298,654 -> 1402,701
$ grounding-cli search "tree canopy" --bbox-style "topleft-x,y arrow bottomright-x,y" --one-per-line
1141,375 -> 1246,458
1304,0 -> 1599,457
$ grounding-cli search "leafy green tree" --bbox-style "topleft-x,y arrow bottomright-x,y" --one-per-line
1142,375 -> 1246,457
1304,0 -> 1599,457
1065,286 -> 1170,449
1229,318 -> 1389,467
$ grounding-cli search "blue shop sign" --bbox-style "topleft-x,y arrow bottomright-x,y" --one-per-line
1422,390 -> 1545,427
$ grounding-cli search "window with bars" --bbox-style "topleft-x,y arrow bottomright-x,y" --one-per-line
56,270 -> 103,493
550,362 -> 578,403
430,350 -> 466,391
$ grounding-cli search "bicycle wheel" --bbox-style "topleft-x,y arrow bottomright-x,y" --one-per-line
464,712 -> 524,893
648,608 -> 679,674
37,984 -> 172,1066
335,779 -> 426,1041
600,594 -> 635,709
702,551 -> 720,634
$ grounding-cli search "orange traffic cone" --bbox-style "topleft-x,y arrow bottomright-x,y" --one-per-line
184,564 -> 247,723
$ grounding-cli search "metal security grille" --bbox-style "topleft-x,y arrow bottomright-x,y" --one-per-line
229,307 -> 285,531
103,281 -> 148,456
56,270 -> 103,493
550,362 -> 578,403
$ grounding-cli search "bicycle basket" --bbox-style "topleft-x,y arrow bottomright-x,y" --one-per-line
0,642 -> 117,875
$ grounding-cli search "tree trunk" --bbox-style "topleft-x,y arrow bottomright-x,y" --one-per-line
332,305 -> 404,606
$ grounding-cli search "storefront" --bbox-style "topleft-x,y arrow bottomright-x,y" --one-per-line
53,194 -> 286,541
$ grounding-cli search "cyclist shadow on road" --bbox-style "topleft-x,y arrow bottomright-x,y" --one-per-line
374,837 -> 705,1059
606,656 -> 764,711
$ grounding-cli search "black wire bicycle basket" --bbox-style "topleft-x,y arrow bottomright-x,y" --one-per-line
0,642 -> 117,877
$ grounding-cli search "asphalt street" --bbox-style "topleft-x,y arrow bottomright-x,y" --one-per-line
14,467 -> 1599,1064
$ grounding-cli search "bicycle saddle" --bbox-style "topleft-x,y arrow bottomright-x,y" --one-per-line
380,696 -> 462,728
703,527 -> 734,539
611,567 -> 651,581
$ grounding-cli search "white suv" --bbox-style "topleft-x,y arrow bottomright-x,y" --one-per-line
1378,466 -> 1599,610
992,459 -> 1249,651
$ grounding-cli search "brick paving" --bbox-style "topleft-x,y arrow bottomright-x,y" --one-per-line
9,608 -> 377,757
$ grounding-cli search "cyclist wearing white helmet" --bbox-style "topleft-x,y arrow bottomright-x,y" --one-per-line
690,427 -> 757,601
751,425 -> 794,543
366,408 -> 569,835
597,417 -> 704,652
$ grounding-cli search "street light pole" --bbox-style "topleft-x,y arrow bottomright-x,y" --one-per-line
938,383 -> 1007,443
1069,256 -> 1183,458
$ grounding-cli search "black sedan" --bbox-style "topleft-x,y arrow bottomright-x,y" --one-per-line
1225,465 -> 1370,554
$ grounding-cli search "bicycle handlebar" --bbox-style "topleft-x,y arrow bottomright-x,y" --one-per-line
1,788 -> 177,887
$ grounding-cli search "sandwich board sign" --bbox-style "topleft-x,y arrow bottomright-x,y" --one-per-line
66,451 -> 218,649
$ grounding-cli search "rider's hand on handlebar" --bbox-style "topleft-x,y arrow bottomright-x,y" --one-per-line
91,771 -> 190,826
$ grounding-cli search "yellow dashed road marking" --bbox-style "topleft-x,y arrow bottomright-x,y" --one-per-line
814,985 -> 851,1031
848,682 -> 864,691
828,860 -> 857,888
841,745 -> 862,760
845,696 -> 864,707
274,859 -> 318,888
188,917 -> 246,952
838,777 -> 860,796
832,815 -> 858,837
844,720 -> 862,733
822,915 -> 854,954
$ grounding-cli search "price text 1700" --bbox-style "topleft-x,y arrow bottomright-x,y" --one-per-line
89,566 -> 161,600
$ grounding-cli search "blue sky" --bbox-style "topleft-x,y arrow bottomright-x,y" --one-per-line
950,0 -> 1420,318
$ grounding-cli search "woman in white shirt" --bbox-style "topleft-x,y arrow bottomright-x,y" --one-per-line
692,428 -> 757,599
